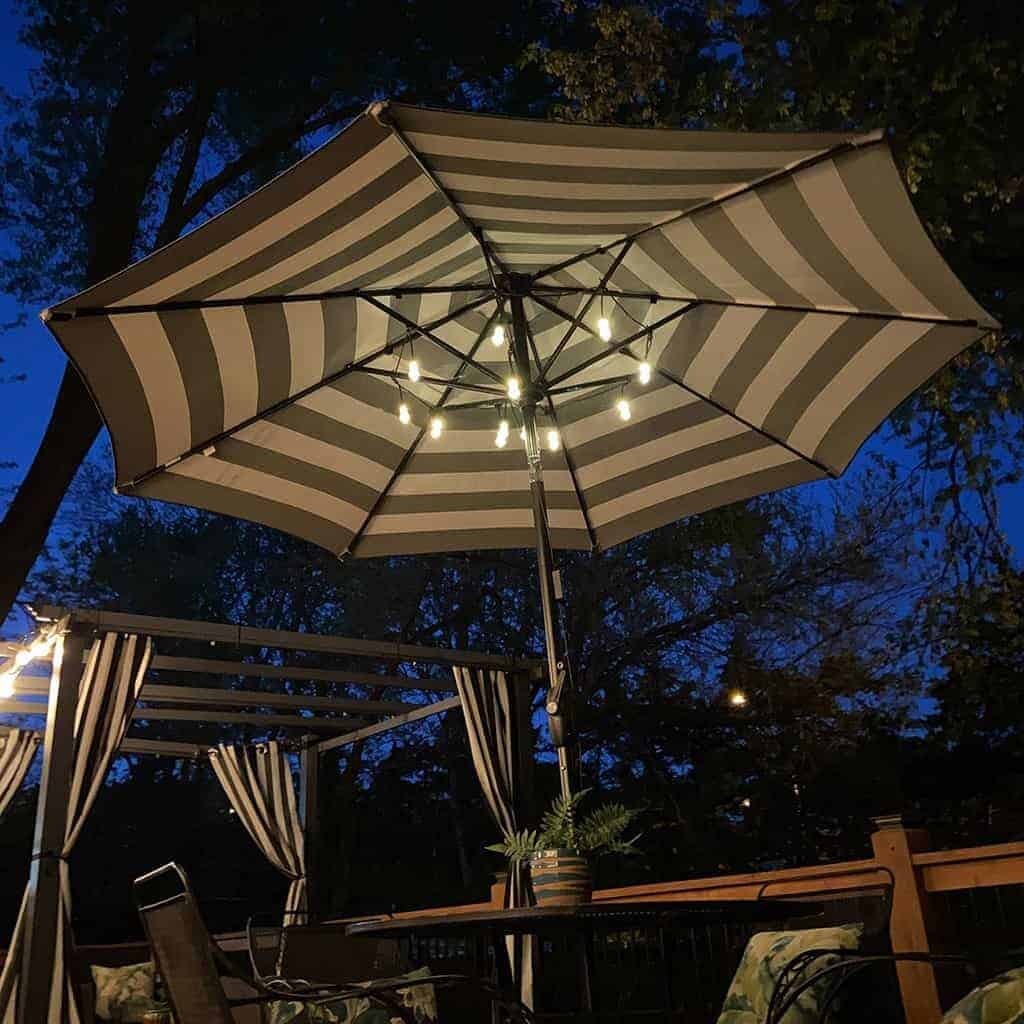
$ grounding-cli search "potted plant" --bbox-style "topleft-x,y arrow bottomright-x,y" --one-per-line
488,790 -> 641,906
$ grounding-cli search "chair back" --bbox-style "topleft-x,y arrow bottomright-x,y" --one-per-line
134,863 -> 236,1024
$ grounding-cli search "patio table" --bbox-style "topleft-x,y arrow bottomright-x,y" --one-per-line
347,898 -> 823,1021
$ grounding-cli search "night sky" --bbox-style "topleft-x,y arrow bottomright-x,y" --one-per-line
1,0 -> 1020,638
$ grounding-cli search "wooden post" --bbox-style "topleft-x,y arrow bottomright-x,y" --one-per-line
19,629 -> 87,1024
512,671 -> 537,831
300,734 -> 321,924
870,814 -> 943,1024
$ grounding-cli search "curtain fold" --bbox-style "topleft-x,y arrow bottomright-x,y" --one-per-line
0,630 -> 152,1024
0,729 -> 39,820
452,666 -> 534,1008
209,741 -> 306,925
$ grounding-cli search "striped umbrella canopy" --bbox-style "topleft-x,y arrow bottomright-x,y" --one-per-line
42,102 -> 997,789
44,101 -> 996,561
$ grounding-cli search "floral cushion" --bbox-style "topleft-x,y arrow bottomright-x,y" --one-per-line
942,967 -> 1024,1024
718,925 -> 863,1024
90,961 -> 156,1022
268,966 -> 438,1024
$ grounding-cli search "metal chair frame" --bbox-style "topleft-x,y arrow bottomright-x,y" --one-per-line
134,863 -> 479,1024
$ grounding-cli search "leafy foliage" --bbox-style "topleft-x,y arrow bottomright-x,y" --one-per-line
488,789 -> 641,862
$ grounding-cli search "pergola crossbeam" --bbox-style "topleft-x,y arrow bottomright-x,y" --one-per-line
317,695 -> 462,754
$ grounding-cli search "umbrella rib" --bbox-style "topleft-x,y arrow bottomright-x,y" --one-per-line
536,298 -> 838,478
360,294 -> 503,385
529,129 -> 886,283
529,330 -> 597,553
343,306 -> 503,559
540,241 -> 632,379
116,294 -> 493,491
369,101 -> 512,282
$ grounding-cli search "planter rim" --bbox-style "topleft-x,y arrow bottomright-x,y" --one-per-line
530,848 -> 586,859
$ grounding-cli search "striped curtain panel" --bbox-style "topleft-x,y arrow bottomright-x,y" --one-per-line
209,742 -> 306,925
0,631 -> 152,1024
452,666 -> 533,1007
0,729 -> 39,820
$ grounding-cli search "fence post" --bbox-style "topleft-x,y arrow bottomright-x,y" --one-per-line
870,814 -> 943,1024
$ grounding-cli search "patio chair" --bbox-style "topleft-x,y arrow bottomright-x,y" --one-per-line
133,863 -> 470,1024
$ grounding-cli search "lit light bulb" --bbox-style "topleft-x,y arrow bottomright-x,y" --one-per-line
740,797 -> 752,809
491,322 -> 506,347
407,359 -> 420,383
429,416 -> 443,439
728,690 -> 748,708
616,398 -> 632,421
519,427 -> 527,442
638,361 -> 652,385
547,429 -> 560,452
29,640 -> 51,658
0,670 -> 17,698
597,316 -> 612,342
14,649 -> 32,667
495,420 -> 510,448
506,377 -> 521,401
398,403 -> 411,425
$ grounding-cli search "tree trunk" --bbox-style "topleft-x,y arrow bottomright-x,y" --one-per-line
0,369 -> 101,617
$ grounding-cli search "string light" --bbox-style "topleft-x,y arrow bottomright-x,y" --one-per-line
638,361 -> 652,385
728,690 -> 748,708
616,398 -> 632,421
520,427 -> 527,441
495,420 -> 510,448
506,377 -> 521,401
14,650 -> 32,667
429,416 -> 443,439
740,797 -> 752,809
491,320 -> 506,347
547,429 -> 560,452
407,359 -> 421,383
597,316 -> 612,342
398,402 -> 411,425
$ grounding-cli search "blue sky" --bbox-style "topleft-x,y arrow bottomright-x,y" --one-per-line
1,0 -> 1021,624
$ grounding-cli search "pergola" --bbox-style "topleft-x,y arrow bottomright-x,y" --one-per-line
0,606 -> 540,1023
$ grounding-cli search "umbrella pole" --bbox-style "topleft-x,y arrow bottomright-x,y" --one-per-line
509,287 -> 574,801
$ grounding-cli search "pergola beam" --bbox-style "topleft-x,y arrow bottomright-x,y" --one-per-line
317,695 -> 462,754
40,606 -> 542,673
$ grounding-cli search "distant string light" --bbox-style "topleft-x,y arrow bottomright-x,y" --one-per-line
728,690 -> 748,708
0,630 -> 59,698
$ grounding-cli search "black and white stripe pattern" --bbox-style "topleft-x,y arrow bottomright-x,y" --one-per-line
45,103 -> 997,558
0,729 -> 39,820
0,632 -> 152,1024
209,742 -> 306,925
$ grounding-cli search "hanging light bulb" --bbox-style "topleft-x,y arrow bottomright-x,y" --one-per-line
638,361 -> 652,385
597,316 -> 612,342
407,359 -> 420,383
495,420 -> 510,448
506,377 -> 521,401
491,320 -> 507,347
429,416 -> 443,439
519,427 -> 527,442
547,429 -> 560,452
398,402 -> 411,425
616,398 -> 632,421
0,670 -> 17,699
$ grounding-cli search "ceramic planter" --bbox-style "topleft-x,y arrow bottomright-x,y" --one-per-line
529,849 -> 593,906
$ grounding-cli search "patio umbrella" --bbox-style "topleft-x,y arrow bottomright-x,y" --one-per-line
42,102 -> 997,796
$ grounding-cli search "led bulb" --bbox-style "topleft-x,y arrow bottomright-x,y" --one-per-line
506,377 -> 521,401
398,403 -> 411,425
740,797 -> 752,809
617,398 -> 632,421
14,649 -> 32,667
429,416 -> 443,439
407,359 -> 420,383
29,640 -> 51,658
0,670 -> 16,699
597,316 -> 612,342
491,322 -> 506,347
638,361 -> 652,385
495,429 -> 508,448
519,427 -> 527,441
547,429 -> 560,452
728,690 -> 748,707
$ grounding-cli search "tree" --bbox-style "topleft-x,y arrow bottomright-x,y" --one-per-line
0,0 -> 560,618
